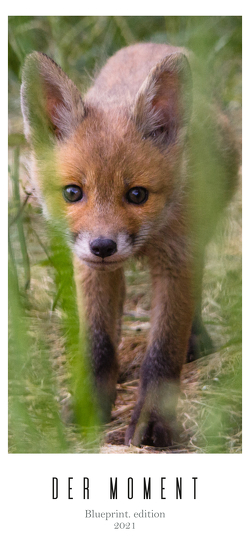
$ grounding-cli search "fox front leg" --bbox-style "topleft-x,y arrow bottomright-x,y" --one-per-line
126,244 -> 194,447
74,258 -> 125,423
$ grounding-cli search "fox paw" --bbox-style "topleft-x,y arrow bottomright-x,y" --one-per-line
187,322 -> 214,362
125,409 -> 177,448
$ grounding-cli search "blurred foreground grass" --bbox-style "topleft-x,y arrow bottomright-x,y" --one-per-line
9,148 -> 101,452
8,16 -> 241,453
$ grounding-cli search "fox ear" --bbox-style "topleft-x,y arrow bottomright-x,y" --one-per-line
133,52 -> 192,146
21,52 -> 85,146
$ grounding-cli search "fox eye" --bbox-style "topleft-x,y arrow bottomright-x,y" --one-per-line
63,185 -> 83,203
126,187 -> 148,205
148,127 -> 165,139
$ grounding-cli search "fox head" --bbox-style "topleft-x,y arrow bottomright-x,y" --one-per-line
21,49 -> 192,270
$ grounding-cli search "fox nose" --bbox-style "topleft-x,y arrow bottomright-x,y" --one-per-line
90,238 -> 117,259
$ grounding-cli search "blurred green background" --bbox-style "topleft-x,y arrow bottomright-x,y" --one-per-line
8,16 -> 242,453
9,16 -> 242,132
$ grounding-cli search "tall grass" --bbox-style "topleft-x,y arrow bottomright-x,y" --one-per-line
9,148 -> 100,453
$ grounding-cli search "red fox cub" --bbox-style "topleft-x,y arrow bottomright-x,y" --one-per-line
21,43 -> 239,447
